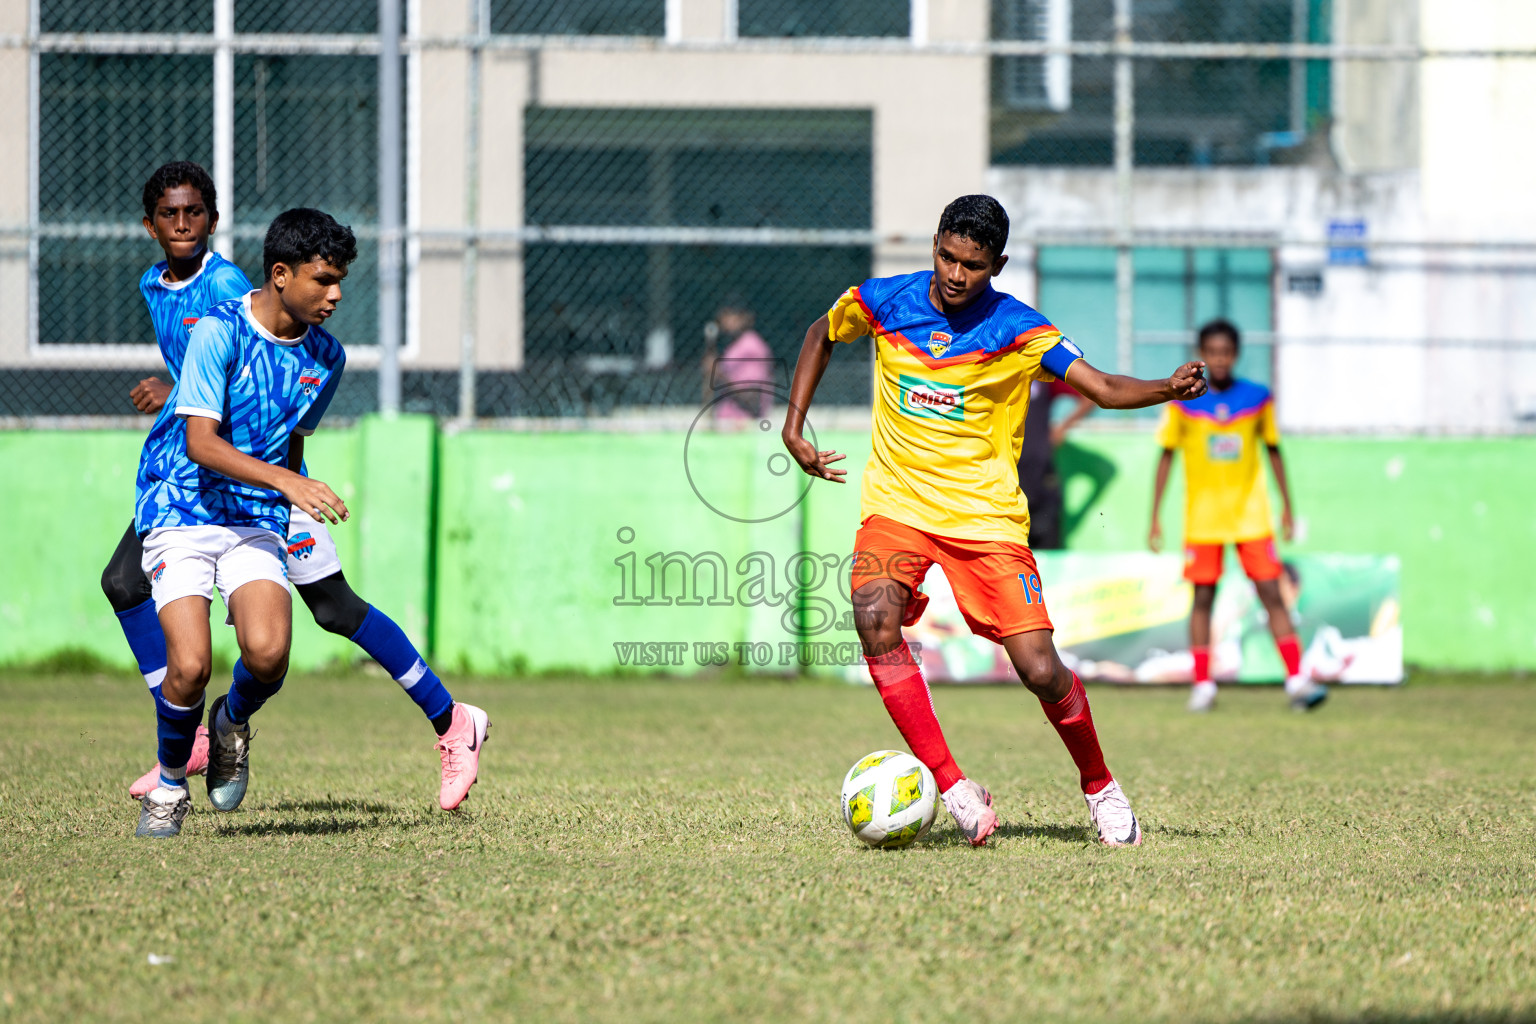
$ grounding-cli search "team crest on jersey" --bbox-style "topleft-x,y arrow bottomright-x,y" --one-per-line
182,316 -> 198,336
927,331 -> 952,358
898,374 -> 965,421
298,368 -> 324,397
287,533 -> 316,560
151,560 -> 167,582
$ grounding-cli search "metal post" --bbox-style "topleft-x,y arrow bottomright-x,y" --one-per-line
909,0 -> 928,47
458,0 -> 488,424
1290,0 -> 1308,135
26,0 -> 39,352
377,0 -> 402,415
212,0 -> 234,259
1113,0 -> 1134,374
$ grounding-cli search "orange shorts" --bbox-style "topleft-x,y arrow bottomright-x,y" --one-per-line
850,515 -> 1053,643
1183,536 -> 1282,586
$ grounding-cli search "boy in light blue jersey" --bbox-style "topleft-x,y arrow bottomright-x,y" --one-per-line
105,165 -> 487,815
133,207 -> 350,836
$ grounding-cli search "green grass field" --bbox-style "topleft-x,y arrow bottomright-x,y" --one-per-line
2,671 -> 1534,1023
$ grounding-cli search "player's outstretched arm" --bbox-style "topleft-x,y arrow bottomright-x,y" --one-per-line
1065,359 -> 1208,410
184,417 -> 349,523
781,313 -> 847,483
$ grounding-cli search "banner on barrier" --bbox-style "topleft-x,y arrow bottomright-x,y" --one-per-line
889,552 -> 1401,685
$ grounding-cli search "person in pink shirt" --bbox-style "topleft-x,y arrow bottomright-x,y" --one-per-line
705,304 -> 775,423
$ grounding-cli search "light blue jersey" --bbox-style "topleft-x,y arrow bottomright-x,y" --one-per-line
138,251 -> 252,378
135,292 -> 345,537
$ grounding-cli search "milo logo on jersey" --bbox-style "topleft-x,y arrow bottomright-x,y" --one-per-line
898,374 -> 965,421
1208,432 -> 1243,461
298,368 -> 325,397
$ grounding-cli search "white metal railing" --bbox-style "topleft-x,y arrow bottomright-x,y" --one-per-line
5,18 -> 1536,425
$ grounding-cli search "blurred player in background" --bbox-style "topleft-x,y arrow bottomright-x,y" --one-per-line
102,165 -> 488,814
131,208 -> 353,836
1017,379 -> 1095,549
1148,318 -> 1327,713
783,194 -> 1208,848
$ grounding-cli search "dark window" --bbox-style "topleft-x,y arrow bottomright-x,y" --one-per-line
38,54 -> 212,346
738,0 -> 908,37
992,0 -> 1332,166
41,0 -> 210,33
520,108 -> 873,408
492,0 -> 663,35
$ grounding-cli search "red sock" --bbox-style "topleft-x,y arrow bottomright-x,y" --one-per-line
1190,645 -> 1211,684
865,643 -> 964,792
1276,633 -> 1302,676
1039,673 -> 1113,796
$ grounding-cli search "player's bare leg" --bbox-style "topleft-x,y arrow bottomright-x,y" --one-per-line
1254,577 -> 1326,711
853,578 -> 995,846
1002,630 -> 1140,847
205,581 -> 292,812
1188,583 -> 1219,712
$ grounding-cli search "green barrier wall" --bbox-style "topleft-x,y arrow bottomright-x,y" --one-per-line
0,416 -> 434,672
2,422 -> 1531,673
432,428 -> 802,674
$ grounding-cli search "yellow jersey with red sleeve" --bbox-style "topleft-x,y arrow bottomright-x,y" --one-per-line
826,271 -> 1085,545
1154,378 -> 1280,544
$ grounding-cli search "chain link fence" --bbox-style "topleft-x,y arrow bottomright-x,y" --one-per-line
3,0 -> 1533,430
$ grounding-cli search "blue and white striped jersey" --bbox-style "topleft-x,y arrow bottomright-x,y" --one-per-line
138,251 -> 253,379
134,292 -> 345,537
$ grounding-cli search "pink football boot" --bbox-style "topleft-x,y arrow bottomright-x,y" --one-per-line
129,725 -> 210,798
435,703 -> 491,810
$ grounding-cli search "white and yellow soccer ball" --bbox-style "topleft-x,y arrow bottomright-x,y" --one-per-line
840,750 -> 937,849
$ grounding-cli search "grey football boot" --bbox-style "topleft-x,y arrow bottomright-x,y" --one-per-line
205,694 -> 255,812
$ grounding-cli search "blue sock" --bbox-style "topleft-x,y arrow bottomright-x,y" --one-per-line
221,658 -> 286,730
116,599 -> 168,698
350,606 -> 454,723
154,690 -> 203,790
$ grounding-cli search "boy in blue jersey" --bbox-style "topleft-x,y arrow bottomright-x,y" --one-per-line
134,207 -> 352,836
104,164 -> 489,814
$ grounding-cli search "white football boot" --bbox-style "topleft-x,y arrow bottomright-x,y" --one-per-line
1187,681 -> 1218,713
1085,780 -> 1142,847
940,778 -> 998,847
1285,674 -> 1328,712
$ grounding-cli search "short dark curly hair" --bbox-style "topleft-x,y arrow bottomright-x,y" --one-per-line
141,161 -> 218,220
1198,318 -> 1241,352
261,208 -> 358,281
936,194 -> 1010,260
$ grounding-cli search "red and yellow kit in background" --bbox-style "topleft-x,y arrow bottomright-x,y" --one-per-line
1155,378 -> 1282,585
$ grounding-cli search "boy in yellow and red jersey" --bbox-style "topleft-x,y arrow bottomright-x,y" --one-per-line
1149,319 -> 1327,713
782,195 -> 1208,848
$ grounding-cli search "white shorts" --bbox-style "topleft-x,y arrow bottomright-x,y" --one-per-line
284,506 -> 342,585
141,525 -> 289,614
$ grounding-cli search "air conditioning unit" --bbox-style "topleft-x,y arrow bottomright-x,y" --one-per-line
999,0 -> 1072,112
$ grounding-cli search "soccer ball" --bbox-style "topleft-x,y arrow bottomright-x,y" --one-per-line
839,750 -> 937,849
